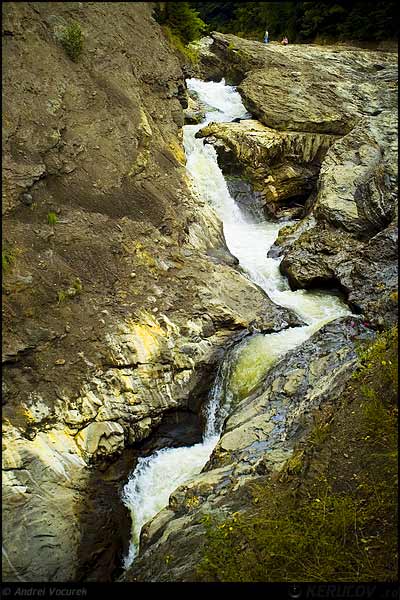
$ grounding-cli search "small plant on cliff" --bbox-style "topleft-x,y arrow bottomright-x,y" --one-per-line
60,22 -> 83,62
72,277 -> 82,294
57,289 -> 67,304
2,248 -> 15,273
47,212 -> 58,226
56,277 -> 83,305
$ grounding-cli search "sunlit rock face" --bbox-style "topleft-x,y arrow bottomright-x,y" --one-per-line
197,119 -> 339,218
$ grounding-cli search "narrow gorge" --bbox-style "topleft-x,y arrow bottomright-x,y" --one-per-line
2,2 -> 398,585
121,77 -> 350,570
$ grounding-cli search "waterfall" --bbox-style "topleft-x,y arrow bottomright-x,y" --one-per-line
121,78 -> 351,569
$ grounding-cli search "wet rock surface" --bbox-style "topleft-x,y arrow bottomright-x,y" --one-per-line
183,91 -> 207,125
195,33 -> 398,328
280,222 -> 398,329
124,317 -> 375,581
197,119 -> 338,218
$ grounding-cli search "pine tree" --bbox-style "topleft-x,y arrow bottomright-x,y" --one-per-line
156,2 -> 206,43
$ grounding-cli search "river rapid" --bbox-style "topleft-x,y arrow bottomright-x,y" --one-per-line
121,78 -> 350,568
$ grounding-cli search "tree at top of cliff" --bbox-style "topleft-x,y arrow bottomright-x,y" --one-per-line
191,1 -> 237,30
155,2 -> 206,43
300,1 -> 398,41
234,2 -> 302,40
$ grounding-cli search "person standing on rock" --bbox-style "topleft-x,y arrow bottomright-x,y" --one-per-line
264,30 -> 269,43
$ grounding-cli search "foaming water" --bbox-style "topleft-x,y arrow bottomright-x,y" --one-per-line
121,435 -> 218,567
122,78 -> 351,568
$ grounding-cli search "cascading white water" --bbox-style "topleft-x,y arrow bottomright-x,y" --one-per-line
122,78 -> 351,568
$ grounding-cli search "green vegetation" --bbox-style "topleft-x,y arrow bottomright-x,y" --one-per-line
57,289 -> 67,304
198,327 -> 398,582
72,277 -> 82,294
60,21 -> 83,62
57,278 -> 83,304
2,248 -> 15,273
154,2 -> 205,64
47,212 -> 58,226
353,326 -> 398,447
161,25 -> 200,65
155,2 -> 206,43
190,1 -> 398,43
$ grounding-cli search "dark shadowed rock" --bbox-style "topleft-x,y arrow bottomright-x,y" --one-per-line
279,222 -> 398,328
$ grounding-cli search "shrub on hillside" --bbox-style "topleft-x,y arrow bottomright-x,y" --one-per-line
61,22 -> 83,62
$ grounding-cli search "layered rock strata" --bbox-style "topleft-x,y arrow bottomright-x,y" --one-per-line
197,119 -> 339,219
122,34 -> 398,581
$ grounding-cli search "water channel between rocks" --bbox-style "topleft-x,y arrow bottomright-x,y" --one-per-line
121,78 -> 351,568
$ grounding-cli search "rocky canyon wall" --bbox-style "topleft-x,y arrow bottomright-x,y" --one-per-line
2,5 -> 300,582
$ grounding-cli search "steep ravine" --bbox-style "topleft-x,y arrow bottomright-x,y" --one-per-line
121,78 -> 351,579
123,37 -> 397,582
192,33 -> 398,329
2,11 -> 397,584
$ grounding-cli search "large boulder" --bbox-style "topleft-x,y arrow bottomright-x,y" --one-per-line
279,222 -> 398,329
314,113 -> 398,236
197,119 -> 339,218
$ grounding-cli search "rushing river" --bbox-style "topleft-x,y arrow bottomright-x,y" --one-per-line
122,78 -> 351,568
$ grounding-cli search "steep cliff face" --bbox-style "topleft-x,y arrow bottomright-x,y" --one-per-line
2,5 -> 301,582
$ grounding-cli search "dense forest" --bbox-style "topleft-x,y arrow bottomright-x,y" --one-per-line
186,1 -> 398,43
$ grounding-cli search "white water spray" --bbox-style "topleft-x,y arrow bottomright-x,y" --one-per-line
122,78 -> 350,568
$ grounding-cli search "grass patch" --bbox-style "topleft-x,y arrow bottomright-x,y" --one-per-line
308,415 -> 332,447
199,483 -> 393,582
57,278 -> 82,304
47,212 -> 58,226
57,290 -> 67,304
198,327 -> 398,582
354,326 -> 397,447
